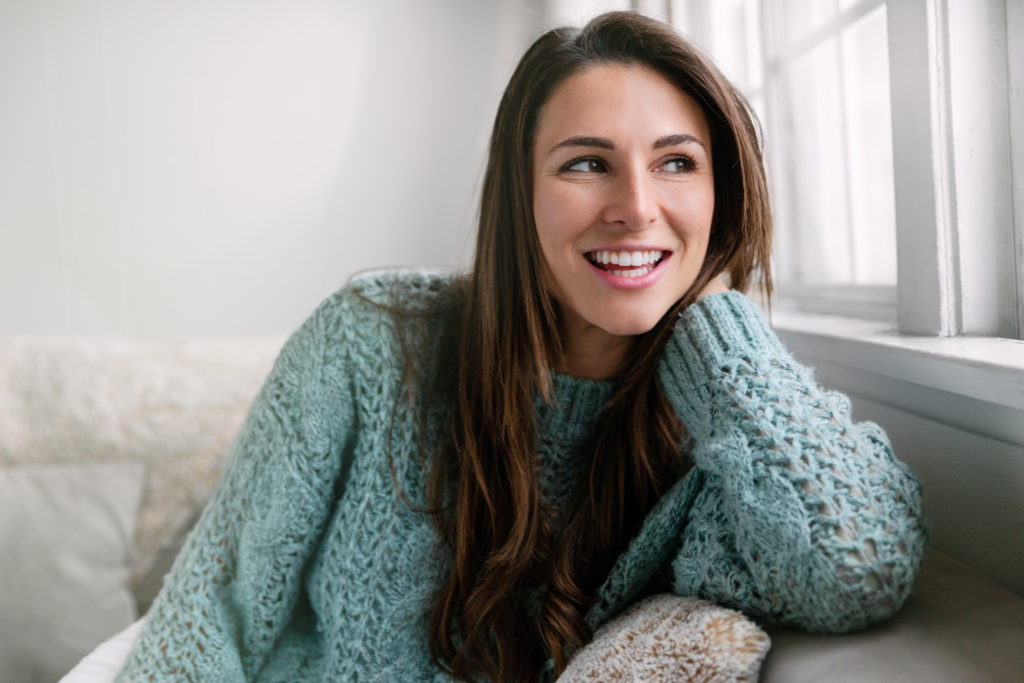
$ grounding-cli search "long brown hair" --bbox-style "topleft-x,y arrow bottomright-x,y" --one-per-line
425,11 -> 773,681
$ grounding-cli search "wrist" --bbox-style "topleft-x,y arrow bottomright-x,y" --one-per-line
658,292 -> 789,435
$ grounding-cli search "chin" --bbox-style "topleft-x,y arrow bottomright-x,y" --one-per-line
596,312 -> 665,337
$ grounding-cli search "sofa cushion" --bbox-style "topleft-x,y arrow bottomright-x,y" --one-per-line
0,462 -> 144,683
0,337 -> 282,613
760,549 -> 1024,682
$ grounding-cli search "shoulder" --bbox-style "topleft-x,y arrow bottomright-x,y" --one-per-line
345,267 -> 464,312
299,267 -> 461,332
300,268 -> 464,373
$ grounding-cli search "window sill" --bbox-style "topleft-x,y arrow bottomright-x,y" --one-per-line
769,309 -> 1024,446
773,284 -> 898,324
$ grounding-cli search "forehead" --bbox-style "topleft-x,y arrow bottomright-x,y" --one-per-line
534,63 -> 711,149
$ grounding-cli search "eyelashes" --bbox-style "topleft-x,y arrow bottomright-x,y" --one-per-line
562,157 -> 607,173
657,156 -> 697,173
558,155 -> 698,174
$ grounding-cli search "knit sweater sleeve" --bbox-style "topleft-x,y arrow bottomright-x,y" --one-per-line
116,294 -> 358,681
658,291 -> 927,634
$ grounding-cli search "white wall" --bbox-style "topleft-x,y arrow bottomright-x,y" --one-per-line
0,0 -> 544,338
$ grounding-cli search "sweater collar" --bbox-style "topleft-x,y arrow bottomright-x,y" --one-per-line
534,372 -> 616,446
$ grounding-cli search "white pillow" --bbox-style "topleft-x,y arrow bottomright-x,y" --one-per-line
0,462 -> 144,683
60,618 -> 145,683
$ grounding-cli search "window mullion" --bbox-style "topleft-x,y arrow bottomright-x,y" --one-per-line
886,0 -> 960,336
944,0 -> 1017,338
836,27 -> 857,282
1007,0 -> 1024,339
760,0 -> 796,284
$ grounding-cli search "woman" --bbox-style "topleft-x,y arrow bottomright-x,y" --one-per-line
115,11 -> 926,682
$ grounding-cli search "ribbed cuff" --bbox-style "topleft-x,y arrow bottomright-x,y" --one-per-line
658,291 -> 790,438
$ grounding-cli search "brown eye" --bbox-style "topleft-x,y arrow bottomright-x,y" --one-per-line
660,156 -> 696,173
563,157 -> 606,173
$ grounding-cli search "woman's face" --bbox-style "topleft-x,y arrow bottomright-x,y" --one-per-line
532,63 -> 715,357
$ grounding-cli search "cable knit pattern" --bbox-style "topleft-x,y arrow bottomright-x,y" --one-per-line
115,271 -> 926,682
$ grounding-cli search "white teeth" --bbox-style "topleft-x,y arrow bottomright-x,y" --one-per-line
587,250 -> 664,266
609,266 -> 654,278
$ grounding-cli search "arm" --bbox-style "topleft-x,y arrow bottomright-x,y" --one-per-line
659,291 -> 927,633
116,296 -> 357,680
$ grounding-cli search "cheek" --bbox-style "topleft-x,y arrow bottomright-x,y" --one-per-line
532,200 -> 568,300
672,185 -> 715,244
532,212 -> 560,272
534,186 -> 588,256
691,181 -> 716,227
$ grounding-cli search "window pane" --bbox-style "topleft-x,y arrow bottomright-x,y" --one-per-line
838,0 -> 869,12
680,0 -> 898,298
842,6 -> 896,284
707,0 -> 761,91
782,37 -> 852,283
774,0 -> 839,50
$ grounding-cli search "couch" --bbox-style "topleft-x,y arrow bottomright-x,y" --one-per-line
2,336 -> 1022,682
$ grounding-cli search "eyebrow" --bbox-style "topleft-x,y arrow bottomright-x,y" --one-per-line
549,133 -> 706,154
653,133 -> 705,150
550,135 -> 614,152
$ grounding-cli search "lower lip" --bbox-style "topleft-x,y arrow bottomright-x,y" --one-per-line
586,254 -> 669,290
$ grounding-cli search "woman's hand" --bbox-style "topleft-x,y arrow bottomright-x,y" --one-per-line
696,275 -> 729,299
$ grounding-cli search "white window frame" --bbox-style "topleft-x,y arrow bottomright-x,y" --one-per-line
766,0 -> 897,310
888,0 -> 1019,339
1007,0 -> 1024,339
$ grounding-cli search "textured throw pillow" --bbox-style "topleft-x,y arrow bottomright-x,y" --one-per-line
558,594 -> 770,683
0,462 -> 145,683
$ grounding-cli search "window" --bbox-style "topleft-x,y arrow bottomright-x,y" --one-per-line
673,0 -> 900,321
674,0 -> 1022,339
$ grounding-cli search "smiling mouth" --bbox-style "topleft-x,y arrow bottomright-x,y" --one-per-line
585,249 -> 666,278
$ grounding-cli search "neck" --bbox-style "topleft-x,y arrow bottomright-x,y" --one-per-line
558,317 -> 632,380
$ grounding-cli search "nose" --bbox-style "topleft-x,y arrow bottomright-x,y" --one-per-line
601,166 -> 656,230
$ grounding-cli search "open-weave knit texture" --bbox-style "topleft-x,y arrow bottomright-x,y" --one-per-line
557,594 -> 769,682
115,270 -> 927,682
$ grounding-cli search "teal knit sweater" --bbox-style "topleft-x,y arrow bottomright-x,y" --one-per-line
116,270 -> 926,682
